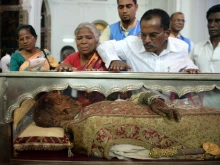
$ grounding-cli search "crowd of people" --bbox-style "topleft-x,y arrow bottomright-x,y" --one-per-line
1,1 -> 220,160
0,1 -> 219,104
0,2 -> 218,74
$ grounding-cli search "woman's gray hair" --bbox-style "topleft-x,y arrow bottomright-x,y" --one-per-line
74,22 -> 100,42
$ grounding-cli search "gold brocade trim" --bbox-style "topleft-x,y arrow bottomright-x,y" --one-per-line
67,114 -> 220,159
14,143 -> 72,151
65,116 -> 106,156
63,113 -> 159,126
90,121 -> 183,159
149,148 -> 178,158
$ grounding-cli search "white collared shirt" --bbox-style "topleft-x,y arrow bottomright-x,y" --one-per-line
1,54 -> 11,73
97,36 -> 198,72
190,40 -> 220,73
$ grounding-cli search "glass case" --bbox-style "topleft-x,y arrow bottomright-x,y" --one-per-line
0,72 -> 220,164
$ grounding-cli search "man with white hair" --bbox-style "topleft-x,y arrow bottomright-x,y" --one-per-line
169,12 -> 194,53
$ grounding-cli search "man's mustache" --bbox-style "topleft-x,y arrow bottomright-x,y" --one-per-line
143,42 -> 155,47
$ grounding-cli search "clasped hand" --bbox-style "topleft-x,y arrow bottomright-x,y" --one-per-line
150,98 -> 181,121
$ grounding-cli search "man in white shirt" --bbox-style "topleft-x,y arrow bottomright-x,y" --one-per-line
97,8 -> 199,73
169,12 -> 194,53
1,49 -> 12,73
189,4 -> 220,109
99,0 -> 140,43
190,4 -> 220,73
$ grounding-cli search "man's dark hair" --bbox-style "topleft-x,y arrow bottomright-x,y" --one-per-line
206,4 -> 220,19
60,45 -> 75,61
15,24 -> 37,39
170,12 -> 184,20
60,45 -> 75,54
6,48 -> 15,55
117,0 -> 137,5
140,8 -> 170,30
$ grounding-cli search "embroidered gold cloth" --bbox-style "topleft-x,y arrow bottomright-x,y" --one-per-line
61,101 -> 220,159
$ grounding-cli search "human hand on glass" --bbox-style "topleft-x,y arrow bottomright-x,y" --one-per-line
85,68 -> 104,71
55,63 -> 77,72
109,60 -> 131,72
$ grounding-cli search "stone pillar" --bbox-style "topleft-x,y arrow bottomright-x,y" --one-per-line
20,0 -> 31,25
21,0 -> 42,47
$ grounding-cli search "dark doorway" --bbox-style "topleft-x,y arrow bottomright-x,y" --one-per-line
0,0 -> 20,58
1,0 -> 19,5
